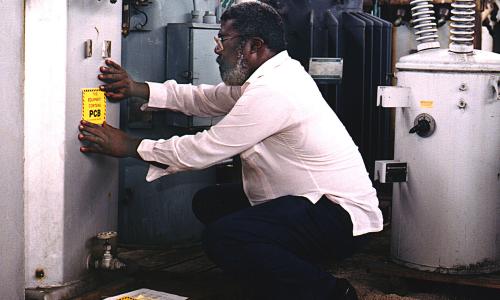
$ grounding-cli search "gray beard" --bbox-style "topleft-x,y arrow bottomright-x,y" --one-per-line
220,52 -> 250,86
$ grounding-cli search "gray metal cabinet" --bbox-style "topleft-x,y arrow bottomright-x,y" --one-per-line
166,23 -> 221,127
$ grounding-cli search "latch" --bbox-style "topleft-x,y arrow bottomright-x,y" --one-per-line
374,160 -> 408,183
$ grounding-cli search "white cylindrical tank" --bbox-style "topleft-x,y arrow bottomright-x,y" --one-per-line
392,49 -> 500,274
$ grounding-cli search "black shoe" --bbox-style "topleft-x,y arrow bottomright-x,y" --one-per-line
333,278 -> 358,300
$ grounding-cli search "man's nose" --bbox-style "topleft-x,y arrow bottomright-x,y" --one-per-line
214,47 -> 221,55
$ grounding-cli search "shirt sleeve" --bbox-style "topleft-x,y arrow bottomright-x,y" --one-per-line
137,84 -> 291,181
143,80 -> 242,117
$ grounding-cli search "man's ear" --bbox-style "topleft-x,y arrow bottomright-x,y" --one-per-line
249,37 -> 264,53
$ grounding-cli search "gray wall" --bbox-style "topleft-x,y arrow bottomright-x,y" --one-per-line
119,0 -> 221,245
0,0 -> 25,298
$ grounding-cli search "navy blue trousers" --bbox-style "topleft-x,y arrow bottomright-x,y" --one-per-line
192,183 -> 366,300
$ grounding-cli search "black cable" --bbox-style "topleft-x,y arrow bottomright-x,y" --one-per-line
133,5 -> 148,30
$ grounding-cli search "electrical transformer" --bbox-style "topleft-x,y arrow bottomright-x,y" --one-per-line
377,0 -> 500,274
388,49 -> 500,274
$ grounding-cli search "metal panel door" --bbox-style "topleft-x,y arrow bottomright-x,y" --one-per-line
191,28 -> 221,85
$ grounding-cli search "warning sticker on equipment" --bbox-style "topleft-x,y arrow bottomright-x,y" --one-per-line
82,88 -> 106,124
419,100 -> 433,108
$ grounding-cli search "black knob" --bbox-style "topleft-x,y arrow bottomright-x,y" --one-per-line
409,119 -> 430,135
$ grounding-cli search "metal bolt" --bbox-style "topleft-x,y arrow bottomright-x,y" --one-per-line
35,268 -> 45,279
458,99 -> 467,109
459,83 -> 468,91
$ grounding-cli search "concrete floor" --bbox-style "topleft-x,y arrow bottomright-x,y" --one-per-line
69,228 -> 500,300
327,229 -> 500,300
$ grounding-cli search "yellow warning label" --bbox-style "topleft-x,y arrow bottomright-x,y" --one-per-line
420,100 -> 434,108
82,88 -> 106,124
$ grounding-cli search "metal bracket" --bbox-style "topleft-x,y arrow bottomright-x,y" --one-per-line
101,40 -> 112,58
122,0 -> 153,37
377,86 -> 411,107
122,0 -> 131,36
84,40 -> 92,58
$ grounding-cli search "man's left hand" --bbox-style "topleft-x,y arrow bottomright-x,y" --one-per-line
78,120 -> 142,158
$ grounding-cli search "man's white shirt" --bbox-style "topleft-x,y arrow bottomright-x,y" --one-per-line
137,51 -> 383,236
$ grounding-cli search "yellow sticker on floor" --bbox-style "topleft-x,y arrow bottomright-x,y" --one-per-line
420,100 -> 434,108
82,88 -> 106,124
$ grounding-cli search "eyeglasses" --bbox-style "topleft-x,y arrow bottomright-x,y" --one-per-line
214,35 -> 242,52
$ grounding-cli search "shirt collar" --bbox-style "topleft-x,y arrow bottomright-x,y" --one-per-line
241,50 -> 289,92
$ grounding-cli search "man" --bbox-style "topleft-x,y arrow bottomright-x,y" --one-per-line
79,2 -> 382,299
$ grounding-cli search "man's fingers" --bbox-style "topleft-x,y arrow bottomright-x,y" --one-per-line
99,80 -> 128,92
78,132 -> 102,145
104,91 -> 127,101
97,60 -> 133,101
98,73 -> 126,83
78,122 -> 108,155
80,145 -> 103,154
105,59 -> 123,71
79,121 -> 107,139
100,60 -> 123,73
100,66 -> 118,74
80,119 -> 100,129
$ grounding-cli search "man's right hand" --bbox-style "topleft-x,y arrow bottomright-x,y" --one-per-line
98,59 -> 150,101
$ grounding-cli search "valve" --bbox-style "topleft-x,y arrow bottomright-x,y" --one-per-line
88,231 -> 126,271
409,113 -> 436,137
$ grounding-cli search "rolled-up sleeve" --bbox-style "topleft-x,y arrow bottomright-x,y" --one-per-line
137,85 -> 291,181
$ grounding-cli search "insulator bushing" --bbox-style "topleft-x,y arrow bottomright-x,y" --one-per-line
449,0 -> 475,53
410,0 -> 440,51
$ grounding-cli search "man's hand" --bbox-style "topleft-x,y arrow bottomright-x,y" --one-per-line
98,60 -> 149,101
78,120 -> 142,158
